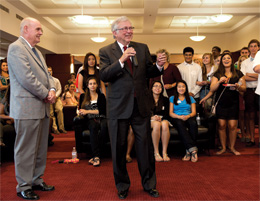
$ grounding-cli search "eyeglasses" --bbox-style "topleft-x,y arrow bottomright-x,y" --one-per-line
116,26 -> 135,32
153,85 -> 162,89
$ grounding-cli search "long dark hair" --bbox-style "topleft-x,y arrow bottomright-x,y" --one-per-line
83,52 -> 100,86
4,85 -> 10,104
173,80 -> 191,105
81,77 -> 99,108
150,81 -> 164,112
0,59 -> 8,75
83,52 -> 98,72
215,53 -> 238,79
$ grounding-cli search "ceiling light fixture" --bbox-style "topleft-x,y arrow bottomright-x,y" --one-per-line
211,0 -> 233,23
190,24 -> 206,42
69,0 -> 92,25
91,29 -> 107,43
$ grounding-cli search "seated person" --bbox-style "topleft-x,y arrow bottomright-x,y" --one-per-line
62,83 -> 78,106
0,86 -> 16,156
150,81 -> 171,162
169,80 -> 198,162
68,73 -> 76,85
0,59 -> 9,102
78,77 -> 108,167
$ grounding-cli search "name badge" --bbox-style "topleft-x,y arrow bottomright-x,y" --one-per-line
177,100 -> 181,104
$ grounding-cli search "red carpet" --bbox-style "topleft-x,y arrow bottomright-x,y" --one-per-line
1,131 -> 259,200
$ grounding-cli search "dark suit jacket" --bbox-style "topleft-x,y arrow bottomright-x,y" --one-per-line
99,41 -> 163,119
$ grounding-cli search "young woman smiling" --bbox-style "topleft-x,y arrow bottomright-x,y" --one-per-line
202,53 -> 246,155
169,80 -> 198,162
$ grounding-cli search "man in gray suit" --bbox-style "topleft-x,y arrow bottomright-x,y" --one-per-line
99,16 -> 166,199
7,17 -> 56,200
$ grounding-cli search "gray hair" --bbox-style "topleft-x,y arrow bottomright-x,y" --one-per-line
20,17 -> 38,35
111,16 -> 131,32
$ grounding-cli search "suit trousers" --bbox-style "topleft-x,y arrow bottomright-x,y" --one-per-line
14,117 -> 49,192
50,97 -> 65,131
108,99 -> 156,192
172,117 -> 198,153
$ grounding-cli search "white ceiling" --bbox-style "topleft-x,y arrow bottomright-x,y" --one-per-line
4,0 -> 260,36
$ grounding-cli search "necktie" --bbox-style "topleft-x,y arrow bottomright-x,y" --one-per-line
32,48 -> 41,62
123,46 -> 133,74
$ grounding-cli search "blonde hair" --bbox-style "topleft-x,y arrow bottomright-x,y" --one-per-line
201,53 -> 214,81
156,49 -> 170,63
237,55 -> 248,70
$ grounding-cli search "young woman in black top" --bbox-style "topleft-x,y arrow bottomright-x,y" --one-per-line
150,81 -> 171,162
78,52 -> 106,96
78,77 -> 108,166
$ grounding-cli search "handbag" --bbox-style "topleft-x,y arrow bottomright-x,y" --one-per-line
210,87 -> 226,116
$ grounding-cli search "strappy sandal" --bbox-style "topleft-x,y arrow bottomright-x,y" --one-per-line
230,149 -> 241,156
154,153 -> 163,162
163,153 -> 170,162
182,152 -> 191,161
216,149 -> 226,155
93,157 -> 101,167
88,158 -> 94,165
191,151 -> 198,162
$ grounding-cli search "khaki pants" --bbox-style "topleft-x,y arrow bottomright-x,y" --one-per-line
50,97 -> 65,131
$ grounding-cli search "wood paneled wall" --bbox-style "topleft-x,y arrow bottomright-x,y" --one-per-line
46,54 -> 71,91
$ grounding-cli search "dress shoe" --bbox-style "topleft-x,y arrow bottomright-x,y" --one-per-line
17,189 -> 39,200
48,141 -> 54,147
32,182 -> 55,191
59,129 -> 67,134
246,141 -> 255,147
117,190 -> 128,199
145,189 -> 159,198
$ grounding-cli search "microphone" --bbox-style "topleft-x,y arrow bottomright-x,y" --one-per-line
128,45 -> 138,67
132,55 -> 138,67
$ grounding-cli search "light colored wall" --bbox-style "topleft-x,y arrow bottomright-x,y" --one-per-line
0,0 -> 60,52
226,18 -> 260,51
63,33 -> 231,55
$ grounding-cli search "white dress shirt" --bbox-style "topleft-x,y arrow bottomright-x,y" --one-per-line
241,56 -> 258,88
52,76 -> 62,98
253,51 -> 260,95
117,41 -> 163,71
177,61 -> 202,98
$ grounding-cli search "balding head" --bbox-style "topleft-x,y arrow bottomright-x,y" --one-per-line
20,17 -> 43,47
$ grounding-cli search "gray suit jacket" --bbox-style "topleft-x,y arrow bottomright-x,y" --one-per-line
99,41 -> 162,119
7,37 -> 55,119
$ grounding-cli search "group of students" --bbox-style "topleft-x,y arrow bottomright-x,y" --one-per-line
73,39 -> 259,166
0,59 -> 15,153
1,40 -> 259,167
